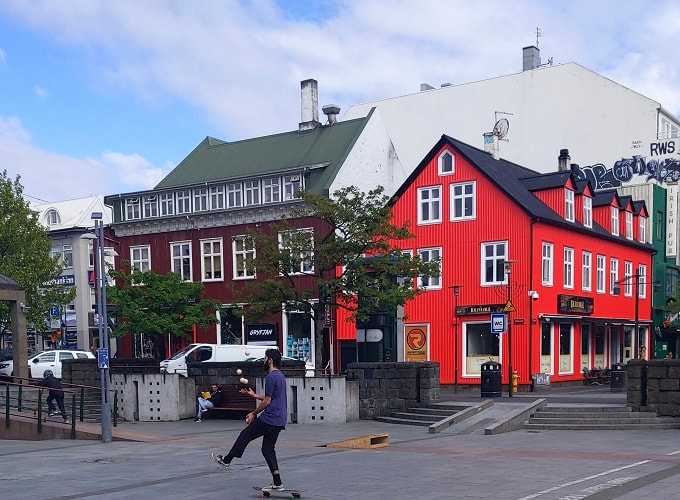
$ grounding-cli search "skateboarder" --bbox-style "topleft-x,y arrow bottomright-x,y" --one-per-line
213,348 -> 287,492
36,369 -> 69,423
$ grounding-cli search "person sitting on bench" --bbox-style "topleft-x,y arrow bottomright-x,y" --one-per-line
195,384 -> 223,422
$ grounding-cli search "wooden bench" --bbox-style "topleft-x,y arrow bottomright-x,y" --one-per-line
205,385 -> 256,417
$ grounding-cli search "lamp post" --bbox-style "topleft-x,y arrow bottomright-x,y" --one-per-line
92,212 -> 112,443
504,261 -> 514,398
615,272 -> 654,360
450,285 -> 463,393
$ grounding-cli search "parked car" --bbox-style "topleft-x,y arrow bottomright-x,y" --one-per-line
0,359 -> 12,377
28,349 -> 95,378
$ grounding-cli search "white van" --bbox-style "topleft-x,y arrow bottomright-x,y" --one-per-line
159,343 -> 271,376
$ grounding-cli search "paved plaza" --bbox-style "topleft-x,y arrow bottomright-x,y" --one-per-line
2,387 -> 679,499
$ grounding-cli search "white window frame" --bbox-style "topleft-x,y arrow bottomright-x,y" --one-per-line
438,150 -> 455,175
176,189 -> 191,214
227,182 -> 242,208
583,196 -> 592,228
563,247 -> 574,289
417,186 -> 442,224
624,261 -> 633,297
244,180 -> 260,206
210,185 -> 225,210
131,245 -> 151,272
283,174 -> 302,201
417,247 -> 442,290
170,241 -> 192,281
625,212 -> 633,240
263,177 -> 281,203
611,206 -> 619,236
278,229 -> 314,275
201,238 -> 223,281
450,181 -> 476,221
193,187 -> 209,212
565,189 -> 574,222
160,193 -> 175,216
125,198 -> 141,220
143,195 -> 158,218
596,255 -> 606,294
638,264 -> 647,299
481,241 -> 508,286
233,236 -> 256,280
582,251 -> 592,292
639,216 -> 646,243
46,209 -> 60,225
609,258 -> 619,295
542,242 -> 553,286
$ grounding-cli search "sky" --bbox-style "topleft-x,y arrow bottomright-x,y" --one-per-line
1,0 -> 679,205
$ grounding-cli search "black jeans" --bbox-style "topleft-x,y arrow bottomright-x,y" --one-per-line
47,393 -> 67,418
227,418 -> 283,472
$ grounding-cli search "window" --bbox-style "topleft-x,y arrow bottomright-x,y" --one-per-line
464,322 -> 500,375
639,216 -> 646,243
481,241 -> 507,285
46,209 -> 60,225
279,229 -> 314,275
227,182 -> 243,208
62,244 -> 73,268
160,193 -> 175,216
541,322 -> 552,374
563,247 -> 574,289
438,150 -> 454,175
210,185 -> 225,210
624,261 -> 633,297
656,211 -> 664,241
193,187 -> 208,212
625,212 -> 633,239
418,247 -> 441,289
583,197 -> 592,228
450,181 -> 475,220
201,238 -> 223,281
263,177 -> 281,204
611,206 -> 619,236
233,236 -> 256,279
542,242 -> 553,285
609,258 -> 619,294
582,251 -> 592,292
126,198 -> 141,220
131,245 -> 151,272
283,174 -> 302,201
565,189 -> 574,222
558,323 -> 573,375
666,267 -> 678,301
171,242 -> 192,281
638,264 -> 647,299
244,180 -> 260,206
176,189 -> 191,214
143,195 -> 158,218
417,186 -> 441,224
596,255 -> 606,293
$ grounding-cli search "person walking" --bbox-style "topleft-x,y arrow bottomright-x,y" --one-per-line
36,369 -> 69,423
212,348 -> 287,492
195,383 -> 223,422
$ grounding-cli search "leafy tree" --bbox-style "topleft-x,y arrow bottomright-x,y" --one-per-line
231,185 -> 440,369
106,264 -> 222,357
0,170 -> 75,341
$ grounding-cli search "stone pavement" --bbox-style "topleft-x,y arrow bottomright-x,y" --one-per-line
2,386 -> 680,499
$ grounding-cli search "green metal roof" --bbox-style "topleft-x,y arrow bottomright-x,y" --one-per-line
155,112 -> 372,195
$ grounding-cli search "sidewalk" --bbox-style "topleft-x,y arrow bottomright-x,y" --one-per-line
2,385 -> 678,499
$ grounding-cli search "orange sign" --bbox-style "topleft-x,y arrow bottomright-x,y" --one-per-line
405,326 -> 428,362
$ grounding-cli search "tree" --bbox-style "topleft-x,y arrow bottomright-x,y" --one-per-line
231,185 -> 440,369
106,264 -> 222,358
0,170 -> 75,341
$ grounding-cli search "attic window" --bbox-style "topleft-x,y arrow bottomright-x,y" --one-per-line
46,209 -> 60,226
438,151 -> 455,175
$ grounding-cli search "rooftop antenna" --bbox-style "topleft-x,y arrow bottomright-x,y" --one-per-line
536,27 -> 542,47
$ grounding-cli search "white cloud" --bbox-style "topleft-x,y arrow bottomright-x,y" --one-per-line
34,85 -> 49,99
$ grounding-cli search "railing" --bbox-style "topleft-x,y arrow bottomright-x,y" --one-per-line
1,377 -> 118,439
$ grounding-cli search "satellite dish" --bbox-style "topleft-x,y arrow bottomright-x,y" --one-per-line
492,118 -> 510,139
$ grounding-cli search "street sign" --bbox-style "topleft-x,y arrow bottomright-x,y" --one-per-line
97,348 -> 109,369
49,305 -> 61,318
503,300 -> 516,313
491,313 -> 506,333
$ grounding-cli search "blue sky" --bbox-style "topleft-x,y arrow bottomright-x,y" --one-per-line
0,0 -> 678,204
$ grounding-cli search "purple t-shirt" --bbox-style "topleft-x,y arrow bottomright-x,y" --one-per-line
259,369 -> 287,428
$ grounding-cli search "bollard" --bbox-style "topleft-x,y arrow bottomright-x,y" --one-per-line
512,371 -> 519,393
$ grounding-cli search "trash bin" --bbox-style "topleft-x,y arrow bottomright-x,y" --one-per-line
610,363 -> 626,392
531,373 -> 551,392
480,361 -> 502,397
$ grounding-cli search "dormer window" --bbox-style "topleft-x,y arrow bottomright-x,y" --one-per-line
46,209 -> 60,226
583,197 -> 592,228
639,216 -> 646,243
565,189 -> 574,222
438,150 -> 455,175
126,198 -> 141,220
611,206 -> 619,236
625,212 -> 633,239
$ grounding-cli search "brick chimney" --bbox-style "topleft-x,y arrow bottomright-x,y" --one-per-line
522,45 -> 541,71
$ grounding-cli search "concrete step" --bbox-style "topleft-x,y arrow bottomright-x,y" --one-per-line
389,411 -> 440,423
374,416 -> 434,426
525,421 -> 680,431
529,416 -> 668,425
525,405 -> 680,430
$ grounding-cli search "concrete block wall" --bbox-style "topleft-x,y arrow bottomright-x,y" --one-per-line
345,362 -> 441,419
111,373 -> 196,421
628,359 -> 680,417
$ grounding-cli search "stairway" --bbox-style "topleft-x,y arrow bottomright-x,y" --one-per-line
524,405 -> 680,430
374,403 -> 470,426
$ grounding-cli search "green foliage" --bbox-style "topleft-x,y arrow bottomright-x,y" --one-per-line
231,186 -> 440,365
0,170 -> 75,336
106,263 -> 222,340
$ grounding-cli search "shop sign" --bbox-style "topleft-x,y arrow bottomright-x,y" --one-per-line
404,325 -> 427,362
558,294 -> 594,314
246,323 -> 278,345
456,304 -> 505,316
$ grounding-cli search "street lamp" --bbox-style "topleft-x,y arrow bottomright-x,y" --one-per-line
82,212 -> 112,443
614,272 -> 658,360
504,261 -> 516,398
450,285 -> 463,393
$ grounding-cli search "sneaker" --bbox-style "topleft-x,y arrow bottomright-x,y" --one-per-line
194,418 -> 202,422
262,483 -> 284,492
48,411 -> 58,417
63,419 -> 70,424
212,452 -> 230,469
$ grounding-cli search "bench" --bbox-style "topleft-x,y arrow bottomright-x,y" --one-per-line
204,385 -> 256,417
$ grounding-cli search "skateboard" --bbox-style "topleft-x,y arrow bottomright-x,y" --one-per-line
253,486 -> 304,499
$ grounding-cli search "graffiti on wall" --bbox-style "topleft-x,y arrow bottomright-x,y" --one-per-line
572,139 -> 680,189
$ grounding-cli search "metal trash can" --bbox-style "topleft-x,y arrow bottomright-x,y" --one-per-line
531,373 -> 551,392
480,361 -> 502,397
610,363 -> 626,392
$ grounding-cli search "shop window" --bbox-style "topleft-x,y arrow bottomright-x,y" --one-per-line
463,322 -> 499,376
558,323 -> 573,375
541,322 -> 552,374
